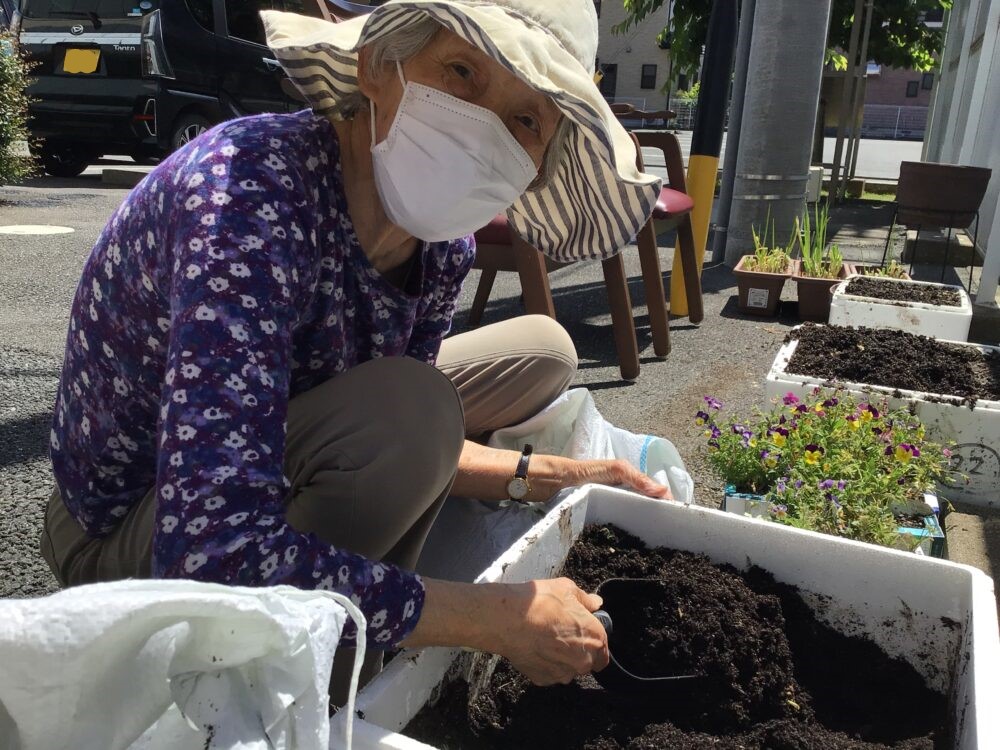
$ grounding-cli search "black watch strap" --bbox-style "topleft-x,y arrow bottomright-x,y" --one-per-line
516,444 -> 533,479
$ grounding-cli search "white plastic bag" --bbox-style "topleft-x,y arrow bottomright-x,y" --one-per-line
417,388 -> 693,581
0,580 -> 365,750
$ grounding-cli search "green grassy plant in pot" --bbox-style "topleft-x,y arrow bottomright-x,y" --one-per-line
793,203 -> 846,322
696,390 -> 954,555
850,259 -> 911,280
732,212 -> 798,317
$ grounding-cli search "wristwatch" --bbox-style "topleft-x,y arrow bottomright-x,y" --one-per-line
506,444 -> 534,502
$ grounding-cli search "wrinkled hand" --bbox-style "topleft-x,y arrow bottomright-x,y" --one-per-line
549,457 -> 672,500
496,578 -> 610,686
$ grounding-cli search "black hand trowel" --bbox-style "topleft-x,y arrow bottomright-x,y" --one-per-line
591,578 -> 703,694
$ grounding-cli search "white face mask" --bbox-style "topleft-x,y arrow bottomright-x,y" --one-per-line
370,63 -> 537,242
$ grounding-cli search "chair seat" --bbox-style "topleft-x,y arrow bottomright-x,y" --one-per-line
652,187 -> 694,220
473,214 -> 512,246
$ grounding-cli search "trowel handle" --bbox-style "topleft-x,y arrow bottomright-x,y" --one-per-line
593,609 -> 613,634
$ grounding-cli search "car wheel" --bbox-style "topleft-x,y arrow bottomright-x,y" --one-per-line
36,143 -> 91,178
170,114 -> 212,152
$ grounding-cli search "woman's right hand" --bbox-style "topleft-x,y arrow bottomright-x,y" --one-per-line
493,578 -> 610,685
401,577 -> 609,685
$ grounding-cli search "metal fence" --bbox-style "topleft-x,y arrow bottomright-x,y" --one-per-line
860,105 -> 928,140
667,100 -> 699,129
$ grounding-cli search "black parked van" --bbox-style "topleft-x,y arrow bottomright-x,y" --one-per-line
143,0 -> 338,154
18,0 -> 160,176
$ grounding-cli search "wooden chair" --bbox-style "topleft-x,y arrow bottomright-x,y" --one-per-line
469,124 -> 703,379
880,161 -> 992,290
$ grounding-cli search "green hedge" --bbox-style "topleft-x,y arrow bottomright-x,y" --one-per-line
0,33 -> 35,185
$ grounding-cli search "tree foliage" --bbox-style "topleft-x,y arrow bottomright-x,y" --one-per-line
617,0 -> 952,88
0,34 -> 36,185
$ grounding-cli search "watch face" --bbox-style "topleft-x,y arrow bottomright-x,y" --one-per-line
507,477 -> 529,500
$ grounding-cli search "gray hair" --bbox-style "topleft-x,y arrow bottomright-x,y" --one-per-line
334,16 -> 571,190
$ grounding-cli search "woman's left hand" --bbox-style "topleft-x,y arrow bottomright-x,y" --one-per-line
534,456 -> 672,501
454,442 -> 672,502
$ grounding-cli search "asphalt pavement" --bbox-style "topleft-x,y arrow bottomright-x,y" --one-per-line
0,135 -> 986,602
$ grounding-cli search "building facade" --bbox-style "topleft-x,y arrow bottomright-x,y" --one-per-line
924,0 -> 1000,307
594,0 -> 673,109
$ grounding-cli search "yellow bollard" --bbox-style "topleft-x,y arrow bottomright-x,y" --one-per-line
670,153 -> 718,317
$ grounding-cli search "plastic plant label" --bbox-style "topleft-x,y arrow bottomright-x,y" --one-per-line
747,288 -> 769,309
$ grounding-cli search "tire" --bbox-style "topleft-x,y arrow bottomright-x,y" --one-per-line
170,114 -> 212,152
36,143 -> 91,178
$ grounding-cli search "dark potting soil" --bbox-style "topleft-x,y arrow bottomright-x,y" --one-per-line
786,323 -> 1000,402
845,277 -> 962,306
405,524 -> 947,749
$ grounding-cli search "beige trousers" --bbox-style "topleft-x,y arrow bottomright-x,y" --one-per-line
41,315 -> 577,701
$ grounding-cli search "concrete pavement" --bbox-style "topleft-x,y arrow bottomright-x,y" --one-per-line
0,143 -> 993,606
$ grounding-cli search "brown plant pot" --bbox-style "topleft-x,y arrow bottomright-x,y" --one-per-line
732,256 -> 796,317
793,264 -> 848,322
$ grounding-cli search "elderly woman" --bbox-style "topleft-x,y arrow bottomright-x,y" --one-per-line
41,0 -> 667,696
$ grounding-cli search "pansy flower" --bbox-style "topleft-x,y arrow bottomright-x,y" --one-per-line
822,397 -> 839,408
775,477 -> 788,494
770,504 -> 788,519
794,404 -> 809,414
760,449 -> 779,469
703,396 -> 723,411
695,410 -> 710,426
859,403 -> 879,422
782,393 -> 800,406
768,427 -> 789,447
708,439 -> 720,452
892,444 -> 920,463
845,414 -> 860,430
804,444 -> 824,465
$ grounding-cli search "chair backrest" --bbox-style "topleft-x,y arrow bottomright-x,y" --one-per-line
896,161 -> 993,227
611,103 -> 676,129
631,130 -> 687,195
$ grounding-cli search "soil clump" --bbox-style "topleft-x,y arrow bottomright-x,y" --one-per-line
845,277 -> 961,306
786,323 -> 1000,401
405,524 -> 947,749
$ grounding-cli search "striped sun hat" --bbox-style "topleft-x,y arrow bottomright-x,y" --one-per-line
261,0 -> 661,263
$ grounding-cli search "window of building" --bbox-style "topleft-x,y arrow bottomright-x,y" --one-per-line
598,63 -> 617,98
640,64 -> 657,90
922,72 -> 934,90
905,80 -> 920,97
677,73 -> 689,91
594,0 -> 601,18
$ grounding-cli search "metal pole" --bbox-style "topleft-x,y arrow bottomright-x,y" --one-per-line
724,0 -> 833,267
669,0 -> 738,315
829,0 -> 864,203
845,0 -> 874,182
711,0 -> 757,263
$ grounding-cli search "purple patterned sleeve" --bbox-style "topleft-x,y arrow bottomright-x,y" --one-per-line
153,127 -> 424,648
406,236 -> 476,365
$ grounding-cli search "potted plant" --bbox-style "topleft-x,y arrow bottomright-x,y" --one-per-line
846,260 -> 912,280
732,212 -> 798,317
767,323 -> 1000,508
830,275 -> 973,341
792,203 -> 846,322
695,391 -> 952,555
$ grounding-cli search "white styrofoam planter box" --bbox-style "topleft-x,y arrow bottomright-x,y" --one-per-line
722,486 -> 946,557
334,486 -> 1000,750
766,329 -> 1000,509
829,276 -> 973,341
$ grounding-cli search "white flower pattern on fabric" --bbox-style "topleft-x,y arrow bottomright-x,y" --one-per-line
49,110 -> 473,649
